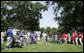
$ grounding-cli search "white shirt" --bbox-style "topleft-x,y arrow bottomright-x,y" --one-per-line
1,32 -> 4,35
37,33 -> 40,37
27,32 -> 30,36
42,33 -> 47,37
67,33 -> 71,38
12,29 -> 17,36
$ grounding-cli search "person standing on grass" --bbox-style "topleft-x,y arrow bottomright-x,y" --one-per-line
42,32 -> 47,43
1,30 -> 5,43
55,33 -> 58,43
67,33 -> 71,44
71,33 -> 75,45
58,33 -> 62,44
33,31 -> 37,40
30,32 -> 34,44
53,34 -> 56,42
74,31 -> 78,45
12,27 -> 17,36
27,31 -> 31,45
37,33 -> 40,43
12,26 -> 17,46
49,34 -> 53,41
78,32 -> 83,46
33,31 -> 37,43
5,27 -> 14,50
63,33 -> 67,44
23,32 -> 28,46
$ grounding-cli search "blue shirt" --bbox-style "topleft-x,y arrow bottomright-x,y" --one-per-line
50,35 -> 52,38
6,30 -> 13,37
19,32 -> 23,36
33,33 -> 36,36
30,33 -> 33,37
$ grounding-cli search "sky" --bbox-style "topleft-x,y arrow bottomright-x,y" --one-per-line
32,1 -> 59,29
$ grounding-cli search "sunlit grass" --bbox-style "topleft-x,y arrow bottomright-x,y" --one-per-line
1,41 -> 83,52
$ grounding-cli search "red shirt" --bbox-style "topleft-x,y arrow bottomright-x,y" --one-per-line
78,34 -> 82,38
75,34 -> 78,38
58,34 -> 62,39
59,34 -> 62,38
63,34 -> 67,38
58,36 -> 60,39
53,34 -> 56,37
71,34 -> 74,41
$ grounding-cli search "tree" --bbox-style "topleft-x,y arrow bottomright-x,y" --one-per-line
51,27 -> 57,34
1,1 -> 47,31
45,27 -> 51,35
40,27 -> 45,33
46,1 -> 83,33
1,16 -> 8,31
56,26 -> 64,34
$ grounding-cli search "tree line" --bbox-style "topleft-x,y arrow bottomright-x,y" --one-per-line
1,1 -> 83,34
46,1 -> 83,33
1,1 -> 47,31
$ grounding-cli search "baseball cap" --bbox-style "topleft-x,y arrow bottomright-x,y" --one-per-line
9,27 -> 14,29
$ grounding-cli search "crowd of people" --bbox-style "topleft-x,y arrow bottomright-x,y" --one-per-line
1,27 -> 48,50
48,31 -> 83,45
1,27 -> 83,50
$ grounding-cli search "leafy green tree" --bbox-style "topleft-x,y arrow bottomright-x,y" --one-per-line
40,27 -> 45,37
1,1 -> 47,31
40,27 -> 45,33
1,16 -> 8,31
56,26 -> 64,34
50,27 -> 57,34
46,1 -> 83,33
45,27 -> 51,35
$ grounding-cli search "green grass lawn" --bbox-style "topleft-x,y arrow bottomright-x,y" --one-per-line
1,41 -> 83,52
